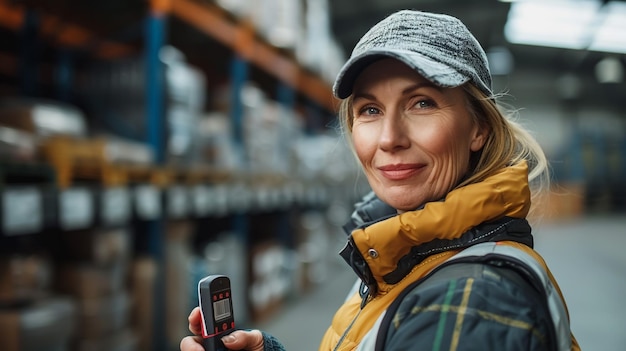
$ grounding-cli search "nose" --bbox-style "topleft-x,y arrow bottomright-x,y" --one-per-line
378,112 -> 410,152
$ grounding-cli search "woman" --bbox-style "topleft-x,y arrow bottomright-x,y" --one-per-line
181,10 -> 580,351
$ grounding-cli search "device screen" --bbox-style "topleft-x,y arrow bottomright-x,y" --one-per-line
212,289 -> 232,321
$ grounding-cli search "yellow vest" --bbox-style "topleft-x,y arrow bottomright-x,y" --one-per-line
318,163 -> 580,351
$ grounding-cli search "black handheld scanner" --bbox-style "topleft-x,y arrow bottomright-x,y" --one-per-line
198,275 -> 235,351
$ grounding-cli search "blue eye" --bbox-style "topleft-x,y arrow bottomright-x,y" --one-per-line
360,106 -> 380,115
415,99 -> 436,108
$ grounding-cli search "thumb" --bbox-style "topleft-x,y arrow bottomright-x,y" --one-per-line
221,330 -> 264,351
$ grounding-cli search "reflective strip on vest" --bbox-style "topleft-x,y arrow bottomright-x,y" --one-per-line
443,242 -> 572,351
356,312 -> 385,351
357,242 -> 572,351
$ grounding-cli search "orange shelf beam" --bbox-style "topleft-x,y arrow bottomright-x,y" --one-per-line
0,1 -> 135,59
0,0 -> 337,111
169,0 -> 337,112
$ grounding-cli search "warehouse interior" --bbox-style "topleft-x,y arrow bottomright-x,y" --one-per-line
0,0 -> 624,350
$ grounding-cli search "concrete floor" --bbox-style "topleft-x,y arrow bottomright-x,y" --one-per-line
533,215 -> 626,351
259,214 -> 626,350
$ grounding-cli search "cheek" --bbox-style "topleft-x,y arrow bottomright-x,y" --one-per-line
422,124 -> 473,167
352,126 -> 377,165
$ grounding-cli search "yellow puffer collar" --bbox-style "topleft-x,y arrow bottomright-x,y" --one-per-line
350,162 -> 531,292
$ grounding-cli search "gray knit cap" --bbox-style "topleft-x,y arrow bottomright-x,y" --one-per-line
333,10 -> 492,99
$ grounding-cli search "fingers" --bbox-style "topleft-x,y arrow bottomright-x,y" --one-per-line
221,330 -> 264,351
180,335 -> 204,351
188,307 -> 203,335
186,308 -> 264,351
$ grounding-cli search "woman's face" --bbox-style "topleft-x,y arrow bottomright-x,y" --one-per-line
351,58 -> 487,212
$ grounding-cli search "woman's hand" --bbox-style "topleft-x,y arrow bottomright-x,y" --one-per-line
180,307 -> 264,351
220,330 -> 264,351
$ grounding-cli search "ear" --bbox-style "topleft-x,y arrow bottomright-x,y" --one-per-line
469,124 -> 489,152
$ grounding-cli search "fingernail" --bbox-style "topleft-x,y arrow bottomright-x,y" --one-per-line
221,334 -> 236,343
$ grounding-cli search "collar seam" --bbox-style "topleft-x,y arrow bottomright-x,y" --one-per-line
405,219 -> 513,258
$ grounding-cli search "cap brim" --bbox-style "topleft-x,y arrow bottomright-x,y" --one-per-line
333,49 -> 469,99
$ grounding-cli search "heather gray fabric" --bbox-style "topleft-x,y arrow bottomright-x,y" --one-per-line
333,10 -> 492,99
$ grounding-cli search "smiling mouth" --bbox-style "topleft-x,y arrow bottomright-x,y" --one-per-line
378,164 -> 425,180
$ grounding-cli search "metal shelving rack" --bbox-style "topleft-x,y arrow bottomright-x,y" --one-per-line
0,1 -> 343,350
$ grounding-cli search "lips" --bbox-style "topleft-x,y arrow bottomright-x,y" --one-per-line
378,164 -> 425,180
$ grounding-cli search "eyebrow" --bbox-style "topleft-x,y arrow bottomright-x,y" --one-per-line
353,82 -> 442,101
401,82 -> 442,95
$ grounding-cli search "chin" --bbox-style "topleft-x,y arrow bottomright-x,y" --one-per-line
382,195 -> 423,212
392,205 -> 418,213
373,184 -> 430,212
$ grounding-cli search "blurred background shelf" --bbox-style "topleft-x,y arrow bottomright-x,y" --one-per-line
0,1 -> 365,351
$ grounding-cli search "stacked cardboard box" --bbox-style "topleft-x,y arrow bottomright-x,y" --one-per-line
0,254 -> 77,351
0,296 -> 77,351
55,227 -> 137,351
164,220 -> 195,349
248,241 -> 294,323
128,256 -> 157,351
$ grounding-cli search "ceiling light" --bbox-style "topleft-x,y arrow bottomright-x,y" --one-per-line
504,0 -> 600,50
556,73 -> 582,100
595,56 -> 624,83
588,2 -> 626,54
504,0 -> 626,54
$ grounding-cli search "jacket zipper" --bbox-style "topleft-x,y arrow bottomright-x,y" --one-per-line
333,293 -> 371,351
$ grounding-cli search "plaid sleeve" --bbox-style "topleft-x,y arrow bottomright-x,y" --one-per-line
383,264 -> 554,351
262,331 -> 287,351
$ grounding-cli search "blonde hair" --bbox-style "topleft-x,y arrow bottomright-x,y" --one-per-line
337,83 -> 550,210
